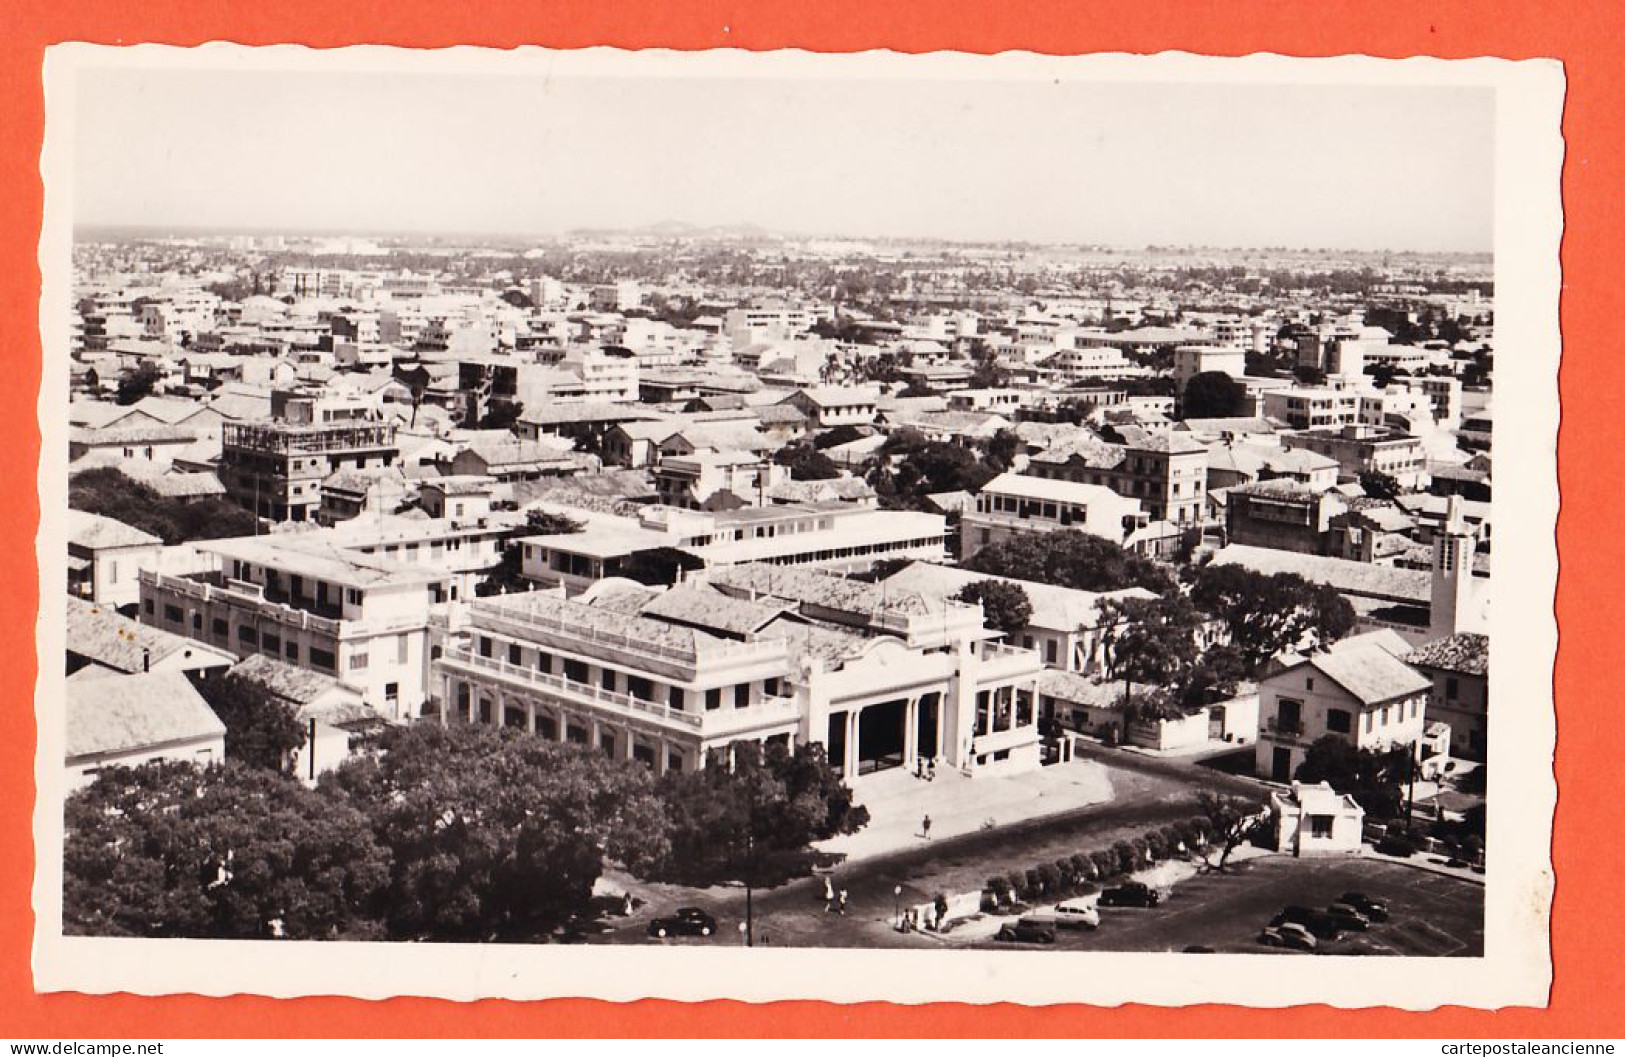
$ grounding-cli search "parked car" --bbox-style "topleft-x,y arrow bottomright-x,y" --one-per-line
1271,905 -> 1344,940
1053,898 -> 1102,930
996,918 -> 1058,944
1325,903 -> 1372,931
1258,923 -> 1317,951
1099,882 -> 1161,908
647,907 -> 717,938
1339,892 -> 1390,922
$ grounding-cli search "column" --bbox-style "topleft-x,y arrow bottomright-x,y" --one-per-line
623,728 -> 636,761
554,709 -> 568,742
526,702 -> 536,734
903,697 -> 919,768
846,708 -> 861,779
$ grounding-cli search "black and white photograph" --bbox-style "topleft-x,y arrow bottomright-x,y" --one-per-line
31,45 -> 1562,1008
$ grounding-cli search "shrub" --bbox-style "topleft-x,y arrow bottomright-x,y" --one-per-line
1145,831 -> 1169,861
1069,853 -> 1091,880
985,876 -> 1008,900
1129,836 -> 1150,869
1092,849 -> 1118,881
1101,726 -> 1120,748
1036,863 -> 1062,897
1188,815 -> 1213,844
1112,841 -> 1136,876
1006,870 -> 1027,900
1024,868 -> 1043,897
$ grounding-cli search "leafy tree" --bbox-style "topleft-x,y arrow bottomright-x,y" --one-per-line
984,429 -> 1022,472
1189,563 -> 1356,673
1177,643 -> 1249,709
69,468 -> 258,545
813,424 -> 870,451
1292,365 -> 1327,386
867,557 -> 912,582
116,361 -> 164,405
63,760 -> 389,939
1097,593 -> 1204,689
1193,792 -> 1266,872
1181,371 -> 1247,419
1358,469 -> 1403,501
195,671 -> 306,774
965,530 -> 1175,594
884,440 -> 998,506
526,510 -> 586,535
774,442 -> 841,481
656,740 -> 868,889
477,399 -> 524,431
1295,736 -> 1409,819
953,580 -> 1033,639
618,546 -> 706,587
322,723 -> 668,940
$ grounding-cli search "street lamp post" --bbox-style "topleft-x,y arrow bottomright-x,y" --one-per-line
894,884 -> 903,930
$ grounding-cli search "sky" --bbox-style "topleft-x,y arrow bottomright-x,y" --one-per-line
68,63 -> 1495,252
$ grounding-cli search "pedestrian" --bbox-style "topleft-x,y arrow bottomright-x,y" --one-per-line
823,875 -> 835,903
922,813 -> 932,840
838,889 -> 849,915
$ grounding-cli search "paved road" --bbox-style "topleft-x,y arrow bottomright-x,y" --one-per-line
601,756 -> 1271,948
968,855 -> 1484,957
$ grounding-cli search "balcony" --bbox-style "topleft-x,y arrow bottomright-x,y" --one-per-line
440,647 -> 703,732
471,608 -> 786,672
1265,716 -> 1309,742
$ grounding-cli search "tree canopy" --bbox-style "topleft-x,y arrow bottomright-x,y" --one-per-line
1181,371 -> 1247,419
115,362 -> 163,406
64,760 -> 390,939
1188,562 -> 1356,673
656,740 -> 868,889
964,530 -> 1176,595
774,442 -> 842,481
70,467 -> 258,545
1358,469 -> 1403,501
321,723 -> 668,940
953,580 -> 1033,639
1294,736 -> 1410,819
195,671 -> 306,774
618,546 -> 707,588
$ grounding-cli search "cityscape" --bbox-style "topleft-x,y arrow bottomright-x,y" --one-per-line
51,62 -> 1496,961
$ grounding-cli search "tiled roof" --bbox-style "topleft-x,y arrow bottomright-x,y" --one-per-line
66,510 -> 162,550
65,596 -> 229,674
65,671 -> 227,760
706,562 -> 939,619
1302,645 -> 1432,706
229,653 -> 358,707
1038,669 -> 1155,708
1405,633 -> 1489,677
1030,432 -> 1127,470
1207,545 -> 1431,603
882,561 -> 1154,633
639,582 -> 792,637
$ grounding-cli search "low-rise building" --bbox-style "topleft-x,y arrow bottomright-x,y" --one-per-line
961,472 -> 1146,559
1405,632 -> 1489,761
435,564 -> 1046,780
1281,425 -> 1428,490
67,510 -> 163,608
65,670 -> 227,789
1253,634 -> 1434,783
138,534 -> 446,719
519,502 -> 948,593
1269,780 -> 1366,856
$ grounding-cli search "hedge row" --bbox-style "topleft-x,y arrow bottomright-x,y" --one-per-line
981,815 -> 1216,911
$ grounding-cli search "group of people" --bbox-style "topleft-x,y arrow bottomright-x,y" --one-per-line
913,757 -> 938,781
821,876 -> 849,915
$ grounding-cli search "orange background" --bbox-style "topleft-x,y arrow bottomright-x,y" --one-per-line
1,0 -> 1619,1038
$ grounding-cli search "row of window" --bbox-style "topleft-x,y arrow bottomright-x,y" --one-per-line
475,634 -> 780,712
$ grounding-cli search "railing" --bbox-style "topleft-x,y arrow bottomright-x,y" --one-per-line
471,608 -> 787,668
440,648 -> 704,730
1266,717 -> 1308,739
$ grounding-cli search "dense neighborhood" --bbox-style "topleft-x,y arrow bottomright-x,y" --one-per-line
58,229 -> 1491,954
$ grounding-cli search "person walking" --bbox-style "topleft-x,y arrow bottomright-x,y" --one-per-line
922,813 -> 933,840
838,889 -> 849,915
